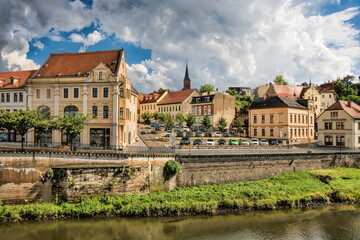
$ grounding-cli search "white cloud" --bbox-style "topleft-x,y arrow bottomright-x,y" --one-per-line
70,30 -> 104,52
33,40 -> 44,50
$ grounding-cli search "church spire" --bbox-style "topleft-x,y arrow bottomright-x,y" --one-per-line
182,62 -> 191,90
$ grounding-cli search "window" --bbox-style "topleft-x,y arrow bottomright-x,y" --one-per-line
325,122 -> 333,130
194,106 -> 198,115
13,93 -> 17,102
336,136 -> 345,146
322,95 -> 325,98
310,116 -> 313,124
254,115 -> 257,124
279,114 -> 283,123
64,105 -> 78,116
336,122 -> 344,130
261,115 -> 265,123
46,89 -> 51,99
358,122 -> 360,130
208,106 -> 211,115
329,94 -> 332,98
92,87 -> 98,98
19,93 -> 23,102
120,88 -> 124,97
302,115 -> 304,123
73,88 -> 79,98
36,89 -> 41,99
325,136 -> 333,146
1,93 -> 4,102
290,114 -> 293,123
298,115 -> 301,123
204,105 -> 207,115
92,106 -> 98,118
63,88 -> 69,99
198,106 -> 202,115
6,93 -> 10,102
254,128 -> 257,136
331,112 -> 338,117
99,71 -> 104,80
262,128 -> 265,136
290,128 -> 293,137
358,136 -> 360,144
120,108 -> 124,119
103,87 -> 109,98
270,129 -> 274,136
270,115 -> 274,123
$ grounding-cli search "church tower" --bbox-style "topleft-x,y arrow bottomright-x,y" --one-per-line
182,63 -> 191,90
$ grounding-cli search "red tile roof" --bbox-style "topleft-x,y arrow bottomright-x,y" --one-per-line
131,85 -> 138,95
267,84 -> 304,98
158,89 -> 197,105
0,70 -> 36,89
33,49 -> 123,78
326,100 -> 360,119
140,91 -> 166,104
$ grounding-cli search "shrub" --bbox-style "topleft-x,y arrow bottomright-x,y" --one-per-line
163,160 -> 181,179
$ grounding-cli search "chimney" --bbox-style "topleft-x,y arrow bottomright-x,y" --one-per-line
348,101 -> 352,108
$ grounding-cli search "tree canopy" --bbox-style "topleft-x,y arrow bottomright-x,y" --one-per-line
185,113 -> 196,129
199,84 -> 215,93
217,117 -> 228,133
57,113 -> 89,150
333,75 -> 360,105
273,75 -> 288,85
157,88 -> 173,92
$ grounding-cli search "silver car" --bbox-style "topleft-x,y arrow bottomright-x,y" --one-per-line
251,138 -> 259,145
239,139 -> 250,145
260,139 -> 269,145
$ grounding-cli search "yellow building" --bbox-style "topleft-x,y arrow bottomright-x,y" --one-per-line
27,49 -> 137,149
317,100 -> 360,148
301,82 -> 335,116
248,96 -> 315,142
138,91 -> 168,122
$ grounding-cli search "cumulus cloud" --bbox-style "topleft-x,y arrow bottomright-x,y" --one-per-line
70,30 -> 104,52
33,40 -> 44,50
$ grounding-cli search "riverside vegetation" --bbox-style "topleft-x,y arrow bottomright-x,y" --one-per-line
0,168 -> 359,223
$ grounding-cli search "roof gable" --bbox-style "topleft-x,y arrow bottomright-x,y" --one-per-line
33,49 -> 122,78
266,84 -> 304,98
325,100 -> 360,119
158,89 -> 197,105
249,96 -> 308,109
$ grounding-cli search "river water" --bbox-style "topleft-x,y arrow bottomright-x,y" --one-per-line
0,205 -> 359,240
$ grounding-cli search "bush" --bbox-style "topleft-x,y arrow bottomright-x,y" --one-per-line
164,160 -> 181,178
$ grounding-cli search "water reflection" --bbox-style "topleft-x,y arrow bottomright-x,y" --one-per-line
0,205 -> 359,240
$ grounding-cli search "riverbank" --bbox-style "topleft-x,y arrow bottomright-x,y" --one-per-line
0,168 -> 359,223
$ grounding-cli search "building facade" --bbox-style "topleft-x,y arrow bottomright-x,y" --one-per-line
317,100 -> 360,148
27,49 -> 137,149
190,92 -> 235,129
0,70 -> 35,142
228,87 -> 254,98
248,96 -> 315,142
138,91 -> 168,121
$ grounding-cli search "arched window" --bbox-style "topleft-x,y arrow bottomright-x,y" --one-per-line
103,106 -> 109,118
37,106 -> 51,118
64,105 -> 78,116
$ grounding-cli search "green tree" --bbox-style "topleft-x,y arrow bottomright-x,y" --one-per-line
35,119 -> 58,146
184,113 -> 196,130
232,118 -> 242,133
301,82 -> 309,86
158,113 -> 167,122
57,113 -> 89,151
158,88 -> 173,92
273,75 -> 288,85
199,84 -> 215,93
217,117 -> 228,133
162,113 -> 174,129
141,112 -> 151,124
175,113 -> 185,125
0,109 -> 44,150
225,89 -> 238,96
201,115 -> 212,134
152,112 -> 159,122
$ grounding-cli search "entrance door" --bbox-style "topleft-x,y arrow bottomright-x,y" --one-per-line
90,128 -> 110,149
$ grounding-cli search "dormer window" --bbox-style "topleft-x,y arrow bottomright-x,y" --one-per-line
10,77 -> 19,85
99,71 -> 104,80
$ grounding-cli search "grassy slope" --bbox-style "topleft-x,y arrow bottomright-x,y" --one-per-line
0,168 -> 359,223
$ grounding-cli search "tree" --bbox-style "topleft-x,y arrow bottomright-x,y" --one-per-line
152,112 -> 159,122
184,113 -> 196,130
217,117 -> 228,133
201,115 -> 212,134
232,118 -> 242,133
158,88 -> 173,92
225,89 -> 238,96
57,113 -> 89,151
175,113 -> 185,126
301,82 -> 309,86
141,112 -> 151,124
0,109 -> 44,150
162,113 -> 174,129
35,119 -> 58,146
273,75 -> 288,85
199,84 -> 215,93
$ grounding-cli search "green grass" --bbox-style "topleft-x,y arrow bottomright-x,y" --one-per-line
0,168 -> 359,223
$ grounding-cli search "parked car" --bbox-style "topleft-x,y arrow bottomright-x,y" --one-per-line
229,139 -> 239,145
140,131 -> 146,135
196,131 -> 205,137
239,139 -> 250,145
224,132 -> 231,137
164,131 -> 171,137
182,126 -> 190,132
251,138 -> 259,145
214,132 -> 222,137
174,126 -> 180,131
206,139 -> 215,145
180,137 -> 191,145
176,131 -> 184,137
159,122 -> 165,128
193,139 -> 202,145
269,139 -> 279,145
260,139 -> 269,145
150,122 -> 157,127
218,139 -> 226,145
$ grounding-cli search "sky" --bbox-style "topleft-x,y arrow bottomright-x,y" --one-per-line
1,0 -> 360,93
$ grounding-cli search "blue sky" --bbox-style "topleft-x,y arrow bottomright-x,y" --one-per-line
1,0 -> 360,92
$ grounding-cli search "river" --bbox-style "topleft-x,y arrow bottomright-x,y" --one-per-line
0,205 -> 359,240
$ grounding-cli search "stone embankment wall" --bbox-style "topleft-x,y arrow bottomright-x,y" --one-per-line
0,150 -> 359,204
